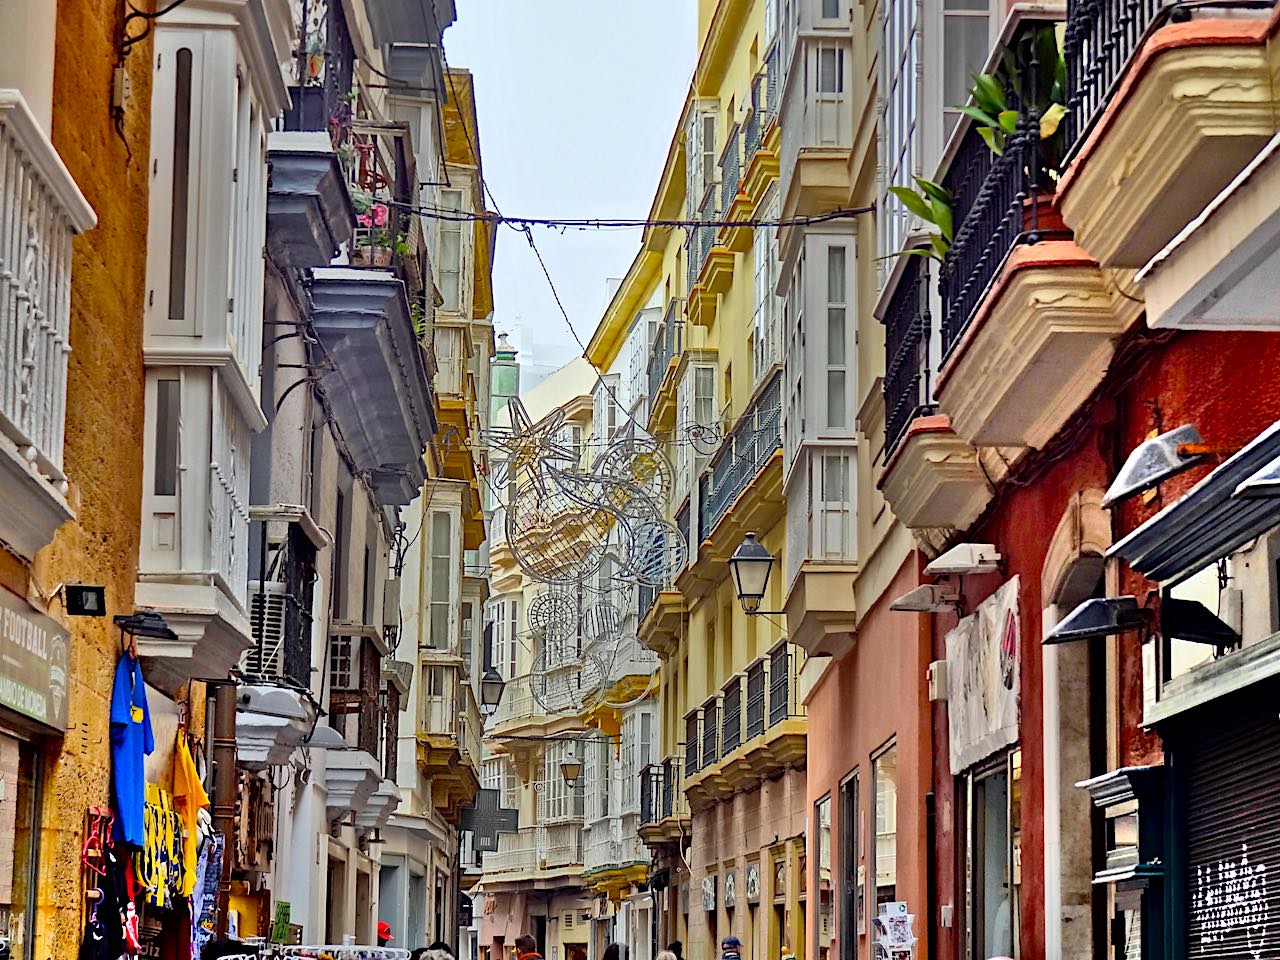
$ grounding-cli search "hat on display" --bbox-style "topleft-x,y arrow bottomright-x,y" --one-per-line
378,921 -> 394,942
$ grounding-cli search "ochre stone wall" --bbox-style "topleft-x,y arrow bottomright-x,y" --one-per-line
28,0 -> 153,955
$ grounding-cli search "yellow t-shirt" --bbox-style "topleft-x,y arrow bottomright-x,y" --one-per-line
172,734 -> 210,897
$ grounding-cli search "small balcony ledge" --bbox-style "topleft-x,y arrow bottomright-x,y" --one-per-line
355,778 -> 402,830
935,240 -> 1142,450
133,574 -> 253,696
308,268 -> 437,507
236,684 -> 316,770
784,561 -> 858,658
877,415 -> 993,536
324,748 -> 383,817
266,131 -> 356,269
1058,17 -> 1278,268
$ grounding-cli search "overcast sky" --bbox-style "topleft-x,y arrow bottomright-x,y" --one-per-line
444,2 -> 698,375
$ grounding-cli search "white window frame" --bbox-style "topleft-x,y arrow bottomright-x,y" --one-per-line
752,192 -> 783,386
437,187 -> 467,314
879,0 -> 921,271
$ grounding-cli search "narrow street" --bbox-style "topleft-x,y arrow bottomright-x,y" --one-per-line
1,0 -> 1280,959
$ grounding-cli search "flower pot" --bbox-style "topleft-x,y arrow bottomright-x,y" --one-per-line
1022,192 -> 1065,234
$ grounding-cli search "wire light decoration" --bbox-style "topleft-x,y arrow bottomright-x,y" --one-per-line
489,399 -> 681,715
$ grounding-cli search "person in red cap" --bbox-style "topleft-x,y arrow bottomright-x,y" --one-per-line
378,921 -> 394,946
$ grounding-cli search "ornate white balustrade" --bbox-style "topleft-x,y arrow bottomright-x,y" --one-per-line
0,91 -> 95,558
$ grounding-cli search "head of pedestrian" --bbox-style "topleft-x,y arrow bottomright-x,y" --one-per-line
515,935 -> 542,960
667,941 -> 683,960
603,944 -> 627,960
722,936 -> 743,959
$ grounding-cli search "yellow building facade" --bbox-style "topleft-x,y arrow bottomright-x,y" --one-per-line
588,3 -> 807,958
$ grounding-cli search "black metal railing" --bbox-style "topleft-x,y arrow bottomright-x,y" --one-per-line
702,695 -> 720,767
700,370 -> 783,536
744,72 -> 765,161
938,25 -> 1056,357
746,658 -> 767,739
1062,0 -> 1169,157
284,0 -> 355,136
685,712 -> 701,776
686,235 -> 700,292
768,644 -> 794,727
676,499 -> 692,556
661,757 -> 682,818
699,191 -> 718,268
647,303 -> 685,400
722,676 -> 743,753
697,474 -> 709,544
638,583 -> 658,624
883,257 -> 935,456
765,43 -> 780,128
640,763 -> 659,824
721,125 -> 742,214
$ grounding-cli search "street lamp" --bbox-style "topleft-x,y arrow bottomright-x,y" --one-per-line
730,532 -> 776,615
480,666 -> 506,716
559,745 -> 583,788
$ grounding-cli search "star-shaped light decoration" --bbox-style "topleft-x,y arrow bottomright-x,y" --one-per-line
484,396 -> 577,492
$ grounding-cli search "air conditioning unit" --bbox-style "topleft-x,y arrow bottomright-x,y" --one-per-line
243,582 -> 288,676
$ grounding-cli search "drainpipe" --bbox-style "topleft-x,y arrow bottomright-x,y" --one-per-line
212,681 -> 239,936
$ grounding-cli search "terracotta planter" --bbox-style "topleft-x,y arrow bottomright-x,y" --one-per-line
1022,191 -> 1065,234
353,246 -> 393,267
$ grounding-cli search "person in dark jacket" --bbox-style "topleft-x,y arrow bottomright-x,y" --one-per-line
721,936 -> 743,960
603,944 -> 627,960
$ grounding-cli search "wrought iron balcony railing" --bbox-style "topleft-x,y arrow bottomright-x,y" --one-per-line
685,710 -> 702,776
661,757 -> 685,819
765,43 -> 780,129
647,301 -> 685,400
640,763 -> 659,824
721,125 -> 742,214
938,23 -> 1060,357
676,499 -> 693,556
746,658 -> 767,739
768,643 -> 803,727
701,694 -> 721,768
882,257 -> 935,456
744,71 -> 766,162
1061,0 -> 1176,157
721,675 -> 744,754
699,191 -> 718,267
700,369 -> 783,536
284,0 -> 355,136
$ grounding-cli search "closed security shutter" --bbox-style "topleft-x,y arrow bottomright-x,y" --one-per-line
1184,691 -> 1280,959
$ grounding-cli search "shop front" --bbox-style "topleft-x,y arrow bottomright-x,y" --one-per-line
0,587 -> 70,960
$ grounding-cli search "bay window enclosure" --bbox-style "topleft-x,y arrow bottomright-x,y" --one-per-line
753,192 -> 783,384
487,594 -> 520,679
965,749 -> 1021,960
426,510 -> 456,649
540,741 -> 586,822
437,187 -> 468,314
676,362 -> 717,503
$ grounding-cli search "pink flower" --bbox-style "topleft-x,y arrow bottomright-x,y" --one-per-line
373,203 -> 389,227
357,213 -> 372,227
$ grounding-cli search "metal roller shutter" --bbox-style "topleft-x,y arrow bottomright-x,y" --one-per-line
1184,695 -> 1280,959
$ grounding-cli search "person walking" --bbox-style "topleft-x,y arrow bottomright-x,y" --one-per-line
412,942 -> 455,960
656,950 -> 677,960
516,934 -> 544,960
666,942 -> 683,960
603,944 -> 627,960
721,936 -> 743,960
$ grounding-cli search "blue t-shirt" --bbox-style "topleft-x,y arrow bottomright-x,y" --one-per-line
110,655 -> 154,847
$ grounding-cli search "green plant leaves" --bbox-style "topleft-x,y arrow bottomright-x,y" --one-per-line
888,185 -> 933,222
1040,103 -> 1067,139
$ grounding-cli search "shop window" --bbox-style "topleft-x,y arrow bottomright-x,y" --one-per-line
871,744 -> 897,906
965,749 -> 1021,960
815,796 -> 833,960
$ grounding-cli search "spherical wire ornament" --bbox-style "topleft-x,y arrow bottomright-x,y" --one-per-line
505,481 -> 612,585
581,601 -> 623,645
528,592 -> 577,642
596,437 -> 673,510
626,517 -> 688,588
530,644 -> 607,714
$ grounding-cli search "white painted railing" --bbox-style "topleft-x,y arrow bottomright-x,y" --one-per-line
0,91 -> 95,483
483,827 -> 537,873
491,673 -> 538,725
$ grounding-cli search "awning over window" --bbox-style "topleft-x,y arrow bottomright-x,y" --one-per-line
1108,419 -> 1280,582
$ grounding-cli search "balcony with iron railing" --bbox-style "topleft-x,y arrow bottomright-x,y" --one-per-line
647,300 -> 686,430
1057,0 -> 1278,268
685,646 -> 807,810
882,257 -> 935,458
685,710 -> 702,777
698,369 -> 784,542
701,694 -> 721,771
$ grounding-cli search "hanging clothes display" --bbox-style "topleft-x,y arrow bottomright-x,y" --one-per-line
173,733 -> 210,898
136,784 -> 185,908
191,831 -> 224,958
110,653 -> 154,847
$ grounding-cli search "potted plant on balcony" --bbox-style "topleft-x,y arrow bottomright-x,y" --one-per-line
884,177 -> 954,262
961,23 -> 1069,233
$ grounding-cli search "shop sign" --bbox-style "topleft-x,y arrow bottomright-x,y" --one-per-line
0,589 -> 68,731
945,577 -> 1020,774
745,862 -> 760,904
271,901 -> 292,943
724,868 -> 737,909
702,874 -> 717,912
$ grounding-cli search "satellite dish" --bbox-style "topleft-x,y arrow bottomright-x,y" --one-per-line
1103,424 -> 1204,508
